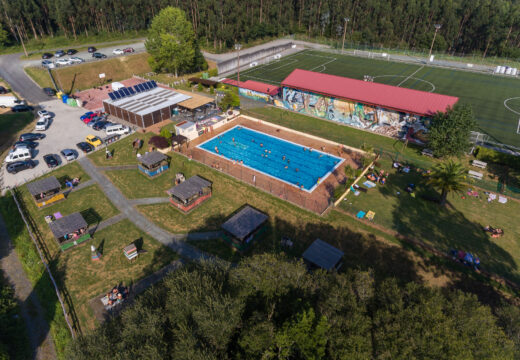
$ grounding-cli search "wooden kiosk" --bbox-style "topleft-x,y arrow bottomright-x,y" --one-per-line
166,175 -> 212,212
138,151 -> 169,177
48,212 -> 90,251
26,176 -> 65,208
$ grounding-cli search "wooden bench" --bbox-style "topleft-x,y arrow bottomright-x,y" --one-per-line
472,160 -> 487,169
421,148 -> 434,157
468,170 -> 483,180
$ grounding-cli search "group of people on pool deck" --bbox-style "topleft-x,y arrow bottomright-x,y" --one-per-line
367,170 -> 387,185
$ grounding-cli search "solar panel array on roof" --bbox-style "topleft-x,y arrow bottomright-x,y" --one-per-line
109,93 -> 116,101
114,91 -> 121,99
128,87 -> 135,95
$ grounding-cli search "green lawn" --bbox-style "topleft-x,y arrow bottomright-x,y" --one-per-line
88,132 -> 153,167
187,238 -> 242,263
0,112 -> 35,155
340,158 -> 520,284
235,49 -> 520,148
36,161 -> 90,184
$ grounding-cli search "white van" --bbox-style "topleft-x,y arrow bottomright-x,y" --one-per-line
5,146 -> 32,163
0,96 -> 18,108
105,124 -> 130,136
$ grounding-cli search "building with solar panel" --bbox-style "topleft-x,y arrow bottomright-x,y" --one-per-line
102,80 -> 193,128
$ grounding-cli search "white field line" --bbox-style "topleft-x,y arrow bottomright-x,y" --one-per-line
517,118 -> 520,134
310,57 -> 337,72
504,97 -> 520,115
239,50 -> 310,76
397,65 -> 424,87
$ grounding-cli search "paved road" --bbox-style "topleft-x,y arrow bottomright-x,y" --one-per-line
0,214 -> 56,360
0,53 -> 49,103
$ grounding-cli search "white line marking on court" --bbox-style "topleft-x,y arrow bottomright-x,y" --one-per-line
397,66 -> 424,87
310,58 -> 337,72
517,119 -> 520,134
372,75 -> 435,92
504,97 -> 520,115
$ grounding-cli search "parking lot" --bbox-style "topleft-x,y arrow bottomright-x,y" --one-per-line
1,99 -> 125,189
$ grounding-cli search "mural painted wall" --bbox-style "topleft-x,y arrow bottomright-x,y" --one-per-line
239,88 -> 271,103
276,87 -> 430,143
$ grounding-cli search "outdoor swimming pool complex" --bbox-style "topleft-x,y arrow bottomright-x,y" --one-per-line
198,126 -> 344,192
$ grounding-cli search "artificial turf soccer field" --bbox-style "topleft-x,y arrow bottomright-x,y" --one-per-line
233,49 -> 520,148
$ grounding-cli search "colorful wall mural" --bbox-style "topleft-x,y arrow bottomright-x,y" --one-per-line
239,88 -> 271,103
276,87 -> 431,143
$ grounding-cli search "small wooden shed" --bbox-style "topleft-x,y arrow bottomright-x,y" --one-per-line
48,212 -> 90,251
221,206 -> 268,251
166,175 -> 212,212
138,151 -> 169,177
302,239 -> 344,271
26,176 -> 65,208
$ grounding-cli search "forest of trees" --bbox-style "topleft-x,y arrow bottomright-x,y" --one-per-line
66,254 -> 520,359
1,0 -> 520,58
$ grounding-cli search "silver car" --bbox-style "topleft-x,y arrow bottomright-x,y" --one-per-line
60,149 -> 77,161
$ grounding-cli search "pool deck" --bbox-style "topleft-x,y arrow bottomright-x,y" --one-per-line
181,116 -> 364,214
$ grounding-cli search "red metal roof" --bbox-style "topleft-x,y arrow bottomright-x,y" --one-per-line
221,79 -> 280,96
281,69 -> 458,116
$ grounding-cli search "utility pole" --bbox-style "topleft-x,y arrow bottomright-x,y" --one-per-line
428,24 -> 442,58
235,43 -> 242,86
341,17 -> 350,54
15,25 -> 28,57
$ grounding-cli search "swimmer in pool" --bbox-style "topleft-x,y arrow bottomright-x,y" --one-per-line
295,168 -> 299,172
282,155 -> 286,160
287,159 -> 290,164
285,166 -> 288,169
303,147 -> 306,151
232,137 -> 235,142
260,143 -> 263,147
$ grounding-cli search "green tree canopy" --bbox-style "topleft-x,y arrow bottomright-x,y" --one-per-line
66,255 -> 517,359
145,7 -> 206,77
427,160 -> 467,205
428,103 -> 476,157
219,90 -> 240,110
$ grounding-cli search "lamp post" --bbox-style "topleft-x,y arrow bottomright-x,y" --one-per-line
341,17 -> 350,54
428,24 -> 442,58
235,43 -> 242,86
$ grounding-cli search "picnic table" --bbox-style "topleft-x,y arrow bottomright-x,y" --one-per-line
471,160 -> 487,169
468,170 -> 483,180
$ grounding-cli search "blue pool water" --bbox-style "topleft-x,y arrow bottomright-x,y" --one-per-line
198,126 -> 343,192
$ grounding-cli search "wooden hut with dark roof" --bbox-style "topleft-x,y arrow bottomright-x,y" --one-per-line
166,175 -> 212,212
26,176 -> 65,208
221,205 -> 268,251
137,151 -> 169,177
302,239 -> 344,271
48,212 -> 90,250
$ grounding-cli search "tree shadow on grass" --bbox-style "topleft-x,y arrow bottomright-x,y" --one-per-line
80,208 -> 101,227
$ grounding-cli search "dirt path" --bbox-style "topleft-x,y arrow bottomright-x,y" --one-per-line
0,214 -> 57,360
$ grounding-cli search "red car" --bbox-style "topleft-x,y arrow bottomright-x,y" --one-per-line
82,113 -> 98,124
123,47 -> 135,53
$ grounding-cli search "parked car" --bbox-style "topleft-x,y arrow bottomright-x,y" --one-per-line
88,46 -> 97,53
76,142 -> 94,153
35,117 -> 49,131
87,117 -> 104,127
123,47 -> 135,53
66,49 -> 77,55
92,52 -> 107,59
19,133 -> 45,141
0,96 -> 18,108
82,113 -> 98,124
69,57 -> 84,63
55,58 -> 72,66
5,146 -> 32,163
80,111 -> 94,120
60,149 -> 77,161
13,140 -> 38,149
37,110 -> 52,118
43,154 -> 59,168
112,49 -> 124,55
11,104 -> 33,112
6,160 -> 36,174
43,87 -> 56,96
41,60 -> 55,69
41,52 -> 53,59
85,135 -> 103,147
55,50 -> 66,57
92,120 -> 111,131
105,124 -> 130,136
0,86 -> 7,94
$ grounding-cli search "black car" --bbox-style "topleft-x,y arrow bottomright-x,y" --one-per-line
0,86 -> 7,94
92,120 -> 111,131
19,133 -> 45,141
43,87 -> 56,96
55,50 -> 66,57
66,49 -> 77,55
13,140 -> 38,149
6,160 -> 36,174
76,142 -> 94,153
41,52 -> 53,59
88,46 -> 97,53
43,154 -> 59,168
12,104 -> 33,112
92,52 -> 107,59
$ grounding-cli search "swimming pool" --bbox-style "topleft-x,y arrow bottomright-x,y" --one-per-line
198,126 -> 344,192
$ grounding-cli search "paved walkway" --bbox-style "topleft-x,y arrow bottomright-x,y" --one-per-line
78,157 -> 209,260
88,213 -> 126,234
0,215 -> 56,360
129,197 -> 171,206
97,165 -> 138,171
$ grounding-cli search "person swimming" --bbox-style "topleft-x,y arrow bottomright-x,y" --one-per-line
232,137 -> 235,142
285,165 -> 288,169
260,143 -> 263,147
282,155 -> 286,160
295,168 -> 299,172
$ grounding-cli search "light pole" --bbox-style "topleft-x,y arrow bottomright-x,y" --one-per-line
235,43 -> 242,86
428,24 -> 442,58
341,17 -> 350,54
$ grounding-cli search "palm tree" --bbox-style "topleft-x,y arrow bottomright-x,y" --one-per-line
427,160 -> 466,206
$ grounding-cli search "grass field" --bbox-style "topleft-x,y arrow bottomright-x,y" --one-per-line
0,112 -> 34,155
232,49 -> 520,148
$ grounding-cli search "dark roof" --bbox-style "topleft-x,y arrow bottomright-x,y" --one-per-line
48,212 -> 87,239
221,206 -> 268,240
27,176 -> 61,196
281,69 -> 459,116
188,77 -> 219,86
302,239 -> 344,271
171,134 -> 188,145
167,175 -> 211,202
138,151 -> 168,167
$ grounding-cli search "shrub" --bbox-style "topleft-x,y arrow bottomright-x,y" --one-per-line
160,127 -> 172,142
149,136 -> 170,149
209,86 -> 214,94
197,83 -> 203,91
208,68 -> 218,77
333,184 -> 347,200
474,146 -> 520,171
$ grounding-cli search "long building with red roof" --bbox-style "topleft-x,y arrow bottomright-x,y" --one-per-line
276,69 -> 459,142
221,79 -> 280,102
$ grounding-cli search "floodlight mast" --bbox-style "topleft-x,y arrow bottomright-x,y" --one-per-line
235,43 -> 242,86
341,17 -> 350,54
428,24 -> 442,58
